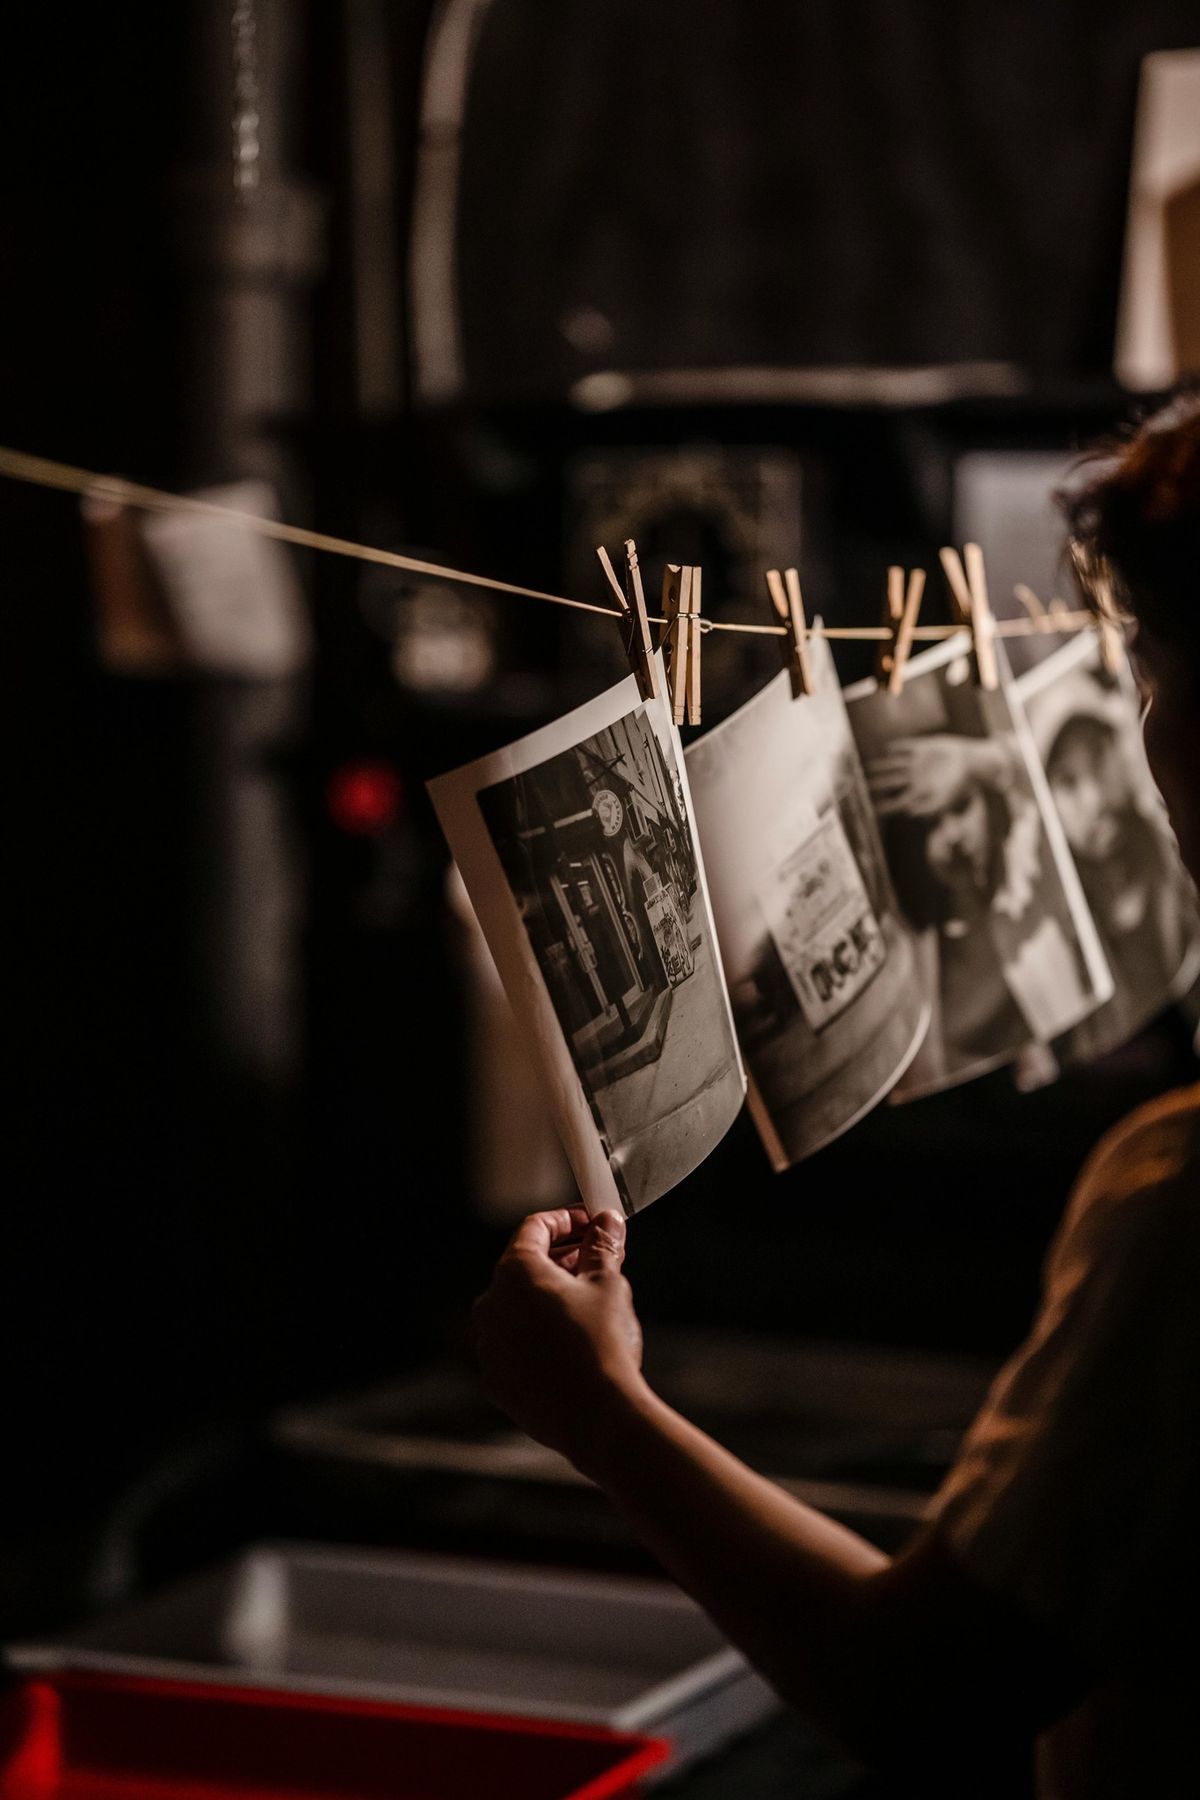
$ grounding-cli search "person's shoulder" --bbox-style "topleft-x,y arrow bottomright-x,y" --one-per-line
1081,1083 -> 1200,1193
1059,1083 -> 1200,1257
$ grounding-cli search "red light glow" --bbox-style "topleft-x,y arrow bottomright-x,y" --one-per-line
327,761 -> 404,836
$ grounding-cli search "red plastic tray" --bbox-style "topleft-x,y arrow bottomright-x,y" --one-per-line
0,1672 -> 669,1800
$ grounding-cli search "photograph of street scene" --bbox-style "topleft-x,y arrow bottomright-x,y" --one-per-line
687,635 -> 929,1167
477,700 -> 745,1212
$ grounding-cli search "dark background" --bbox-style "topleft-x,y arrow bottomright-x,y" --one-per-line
4,0 -> 1199,1638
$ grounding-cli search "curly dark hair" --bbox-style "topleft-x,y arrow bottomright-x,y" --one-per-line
1059,385 -> 1200,653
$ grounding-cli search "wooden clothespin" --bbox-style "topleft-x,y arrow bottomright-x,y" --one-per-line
765,567 -> 815,698
660,563 -> 703,726
660,564 -> 686,722
875,564 -> 907,685
939,543 -> 999,689
80,493 -> 182,674
1014,583 -> 1050,631
963,543 -> 999,689
596,538 -> 658,700
885,567 -> 926,695
686,565 -> 703,726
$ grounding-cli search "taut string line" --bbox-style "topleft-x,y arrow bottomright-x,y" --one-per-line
0,445 -> 1096,643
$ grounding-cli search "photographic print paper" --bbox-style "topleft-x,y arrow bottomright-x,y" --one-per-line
1014,630 -> 1200,1066
686,634 -> 929,1167
428,664 -> 746,1215
845,636 -> 1112,1100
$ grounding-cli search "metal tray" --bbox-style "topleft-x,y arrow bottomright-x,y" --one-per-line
9,1543 -> 779,1781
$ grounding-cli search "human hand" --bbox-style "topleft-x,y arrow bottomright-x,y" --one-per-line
868,735 -> 1001,818
472,1206 -> 647,1470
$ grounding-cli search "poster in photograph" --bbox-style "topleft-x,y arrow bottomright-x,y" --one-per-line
1014,630 -> 1200,1067
845,636 -> 1113,1099
685,634 -> 929,1167
428,664 -> 746,1215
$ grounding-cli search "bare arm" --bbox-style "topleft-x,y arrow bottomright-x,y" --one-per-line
473,1208 -> 1088,1771
570,1379 -> 1082,1767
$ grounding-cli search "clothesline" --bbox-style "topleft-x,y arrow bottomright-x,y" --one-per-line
0,444 -> 1098,643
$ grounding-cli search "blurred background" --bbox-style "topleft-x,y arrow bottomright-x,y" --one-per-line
4,0 -> 1200,1702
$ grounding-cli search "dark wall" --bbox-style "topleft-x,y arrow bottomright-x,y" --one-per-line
457,0 -> 1200,397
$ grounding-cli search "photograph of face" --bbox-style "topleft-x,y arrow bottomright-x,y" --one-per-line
1048,717 -> 1127,860
429,669 -> 745,1215
686,633 -> 928,1167
845,638 -> 1112,1099
1015,632 -> 1200,1067
923,783 -> 1001,908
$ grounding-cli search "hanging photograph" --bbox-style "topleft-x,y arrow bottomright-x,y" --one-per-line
685,633 -> 929,1167
845,636 -> 1113,1100
1014,630 -> 1200,1067
428,664 -> 746,1215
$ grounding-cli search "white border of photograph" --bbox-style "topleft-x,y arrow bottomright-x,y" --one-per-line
1012,619 -> 1124,707
428,657 -> 745,1215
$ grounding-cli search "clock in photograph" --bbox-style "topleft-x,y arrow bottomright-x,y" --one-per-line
593,787 -> 624,837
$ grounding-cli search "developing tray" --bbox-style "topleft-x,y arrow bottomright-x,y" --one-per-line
0,1669 -> 667,1799
9,1545 -> 778,1781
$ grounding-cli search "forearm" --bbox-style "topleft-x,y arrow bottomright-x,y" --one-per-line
477,1211 -> 1080,1770
572,1379 -> 889,1744
477,1211 -> 1080,1769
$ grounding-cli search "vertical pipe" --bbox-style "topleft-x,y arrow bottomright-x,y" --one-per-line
169,0 -> 327,1086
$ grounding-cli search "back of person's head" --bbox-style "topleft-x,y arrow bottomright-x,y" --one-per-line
1062,387 -> 1200,667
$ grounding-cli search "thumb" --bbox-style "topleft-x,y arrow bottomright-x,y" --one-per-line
575,1209 -> 627,1279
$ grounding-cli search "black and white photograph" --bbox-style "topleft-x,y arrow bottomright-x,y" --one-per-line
1015,631 -> 1200,1068
845,637 -> 1112,1099
686,633 -> 929,1168
428,666 -> 745,1215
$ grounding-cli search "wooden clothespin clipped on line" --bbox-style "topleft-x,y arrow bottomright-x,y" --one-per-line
596,538 -> 658,702
874,564 -> 927,695
660,562 -> 704,727
939,543 -> 999,689
1014,583 -> 1053,632
765,567 -> 815,698
1015,582 -> 1089,641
